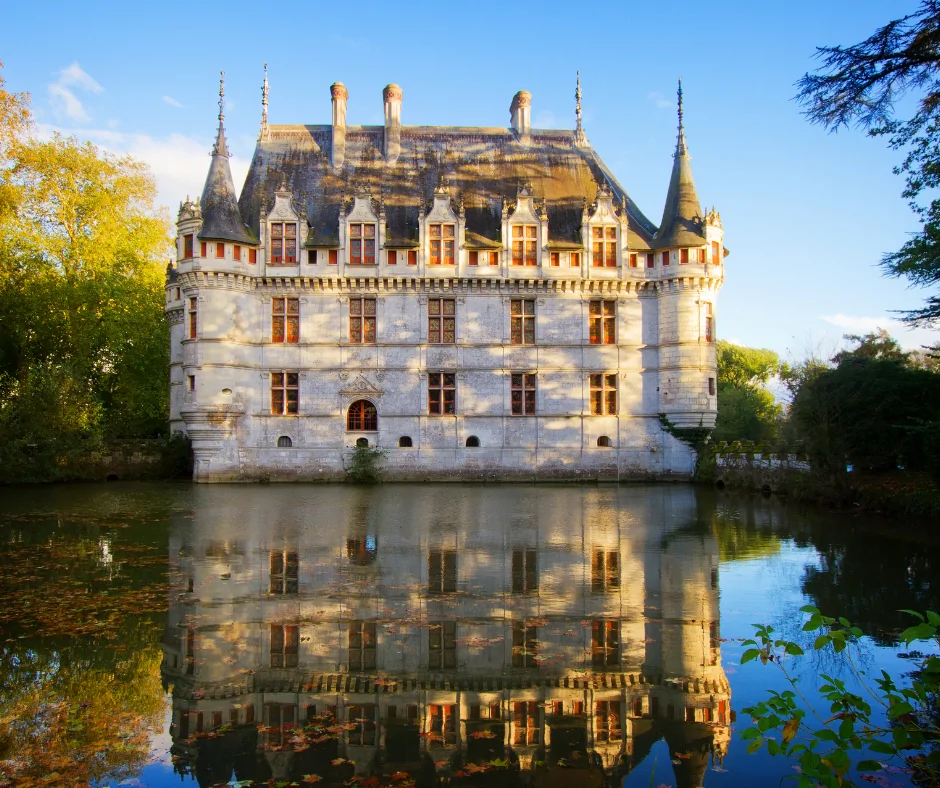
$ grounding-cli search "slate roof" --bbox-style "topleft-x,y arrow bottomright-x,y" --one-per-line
652,125 -> 707,250
198,123 -> 257,245
237,125 -> 661,248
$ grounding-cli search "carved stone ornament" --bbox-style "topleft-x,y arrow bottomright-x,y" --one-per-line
340,375 -> 383,396
338,371 -> 350,381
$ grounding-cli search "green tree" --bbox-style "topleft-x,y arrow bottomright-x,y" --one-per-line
713,341 -> 783,442
796,2 -> 940,324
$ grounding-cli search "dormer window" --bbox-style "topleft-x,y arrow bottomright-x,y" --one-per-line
591,227 -> 617,267
271,222 -> 297,265
349,223 -> 376,265
511,225 -> 537,266
429,224 -> 455,265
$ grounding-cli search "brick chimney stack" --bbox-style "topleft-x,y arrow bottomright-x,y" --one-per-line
331,82 -> 348,168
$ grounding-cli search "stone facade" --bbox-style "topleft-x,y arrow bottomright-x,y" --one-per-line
167,78 -> 725,483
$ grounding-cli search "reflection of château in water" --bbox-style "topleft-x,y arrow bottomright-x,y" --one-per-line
161,486 -> 730,787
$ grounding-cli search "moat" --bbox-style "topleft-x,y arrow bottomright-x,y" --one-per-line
0,483 -> 936,787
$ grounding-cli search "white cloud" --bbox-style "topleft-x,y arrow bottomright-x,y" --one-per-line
647,91 -> 671,110
48,62 -> 103,122
163,95 -> 183,108
820,313 -> 940,350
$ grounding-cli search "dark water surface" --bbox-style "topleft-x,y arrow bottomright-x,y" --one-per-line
0,483 -> 937,787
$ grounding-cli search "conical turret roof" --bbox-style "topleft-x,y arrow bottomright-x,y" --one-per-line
198,75 -> 255,245
653,81 -> 706,250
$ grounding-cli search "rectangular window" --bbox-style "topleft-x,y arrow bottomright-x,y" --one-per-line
512,701 -> 540,745
429,224 -> 456,265
428,550 -> 457,593
705,316 -> 713,342
469,251 -> 478,266
175,287 -> 181,300
329,249 -> 338,265
571,252 -> 581,268
708,377 -> 715,395
712,240 -> 721,265
200,241 -> 207,257
512,621 -> 538,668
428,373 -> 456,415
214,241 -> 223,259
429,704 -> 457,746
348,622 -> 376,671
263,704 -> 295,748
511,549 -> 537,593
270,624 -> 299,668
269,550 -> 299,594
387,249 -> 396,265
249,247 -> 257,264
188,297 -> 197,339
187,375 -> 195,392
646,252 -> 654,268
629,253 -> 638,268
307,249 -> 316,264
349,297 -> 377,344
591,620 -> 620,667
680,248 -> 689,264
589,301 -> 616,345
428,298 -> 456,344
271,372 -> 299,414
347,704 -> 376,745
234,244 -> 242,261
511,373 -> 536,415
550,252 -> 560,267
348,223 -> 376,265
270,223 -> 297,265
183,234 -> 194,258
595,701 -> 622,742
272,297 -> 300,343
510,299 -> 535,345
488,251 -> 499,266
428,621 -> 457,670
589,374 -> 617,415
662,250 -> 670,266
591,550 -> 620,592
511,225 -> 538,266
591,226 -> 617,267
408,250 -> 417,266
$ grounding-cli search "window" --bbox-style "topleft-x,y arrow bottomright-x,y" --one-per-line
185,627 -> 195,675
329,249 -> 338,265
347,400 -> 377,431
487,251 -> 499,266
349,297 -> 376,343
511,225 -> 538,266
709,620 -> 720,665
347,536 -> 378,565
398,436 -> 413,447
174,287 -> 181,300
429,704 -> 457,746
589,374 -> 617,415
512,621 -> 538,668
511,373 -> 536,415
680,248 -> 689,264
629,253 -> 638,268
349,223 -> 376,265
662,250 -> 670,266
595,701 -> 622,742
428,621 -> 456,669
646,252 -> 654,268
183,234 -> 194,258
512,702 -> 540,745
510,299 -> 535,345
465,435 -> 480,448
511,549 -> 537,594
249,247 -> 257,264
200,241 -> 207,257
387,250 -> 396,265
591,226 -> 617,267
347,704 -> 376,745
591,620 -> 620,667
188,297 -> 197,339
234,244 -> 241,262
589,301 -> 616,345
708,377 -> 715,396
308,250 -> 316,264
704,301 -> 713,342
428,550 -> 457,594
429,224 -> 455,265
408,250 -> 417,266
272,297 -> 300,343
270,550 -> 298,594
428,298 -> 455,344
591,550 -> 619,592
348,622 -> 376,671
356,437 -> 369,448
263,704 -> 295,748
216,242 -> 225,259
270,222 -> 297,265
571,252 -> 581,268
428,373 -> 456,415
187,375 -> 195,392
597,435 -> 612,447
271,372 -> 299,414
270,624 -> 299,668
550,252 -> 560,267
469,251 -> 478,266
712,240 -> 721,265
277,435 -> 292,448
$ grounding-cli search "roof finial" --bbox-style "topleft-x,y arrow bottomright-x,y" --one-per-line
212,71 -> 230,157
260,62 -> 269,139
676,78 -> 687,156
218,71 -> 225,124
575,71 -> 587,146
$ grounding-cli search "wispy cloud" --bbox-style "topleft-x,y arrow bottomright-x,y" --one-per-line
820,313 -> 939,350
647,91 -> 671,110
48,62 -> 103,122
162,95 -> 183,108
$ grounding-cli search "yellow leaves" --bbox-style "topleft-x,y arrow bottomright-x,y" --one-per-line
302,774 -> 322,783
782,717 -> 800,745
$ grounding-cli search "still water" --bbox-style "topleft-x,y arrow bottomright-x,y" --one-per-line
0,483 -> 936,788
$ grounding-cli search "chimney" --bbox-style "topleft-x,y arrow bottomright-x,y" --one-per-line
383,83 -> 402,164
331,82 -> 348,168
510,90 -> 532,142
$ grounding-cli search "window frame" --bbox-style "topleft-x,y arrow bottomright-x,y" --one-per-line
347,399 -> 378,432
591,226 -> 618,267
349,296 -> 377,344
589,300 -> 616,345
511,621 -> 539,669
511,225 -> 538,266
183,234 -> 194,258
591,620 -> 621,668
510,299 -> 536,345
272,297 -> 300,344
428,298 -> 456,344
589,373 -> 617,415
270,624 -> 299,668
188,297 -> 197,339
428,372 -> 456,415
428,550 -> 457,593
348,223 -> 376,265
428,621 -> 457,670
348,622 -> 377,672
269,222 -> 297,265
271,372 -> 299,415
428,223 -> 456,266
269,550 -> 299,594
510,372 -> 537,416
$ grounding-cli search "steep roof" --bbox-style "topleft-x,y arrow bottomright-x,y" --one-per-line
237,125 -> 659,246
199,120 -> 256,245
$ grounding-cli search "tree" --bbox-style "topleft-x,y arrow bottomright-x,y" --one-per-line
713,341 -> 783,443
796,1 -> 940,324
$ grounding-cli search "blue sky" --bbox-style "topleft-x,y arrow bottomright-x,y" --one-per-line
2,0 -> 938,358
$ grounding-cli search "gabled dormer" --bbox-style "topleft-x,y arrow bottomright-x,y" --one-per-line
344,190 -> 379,266
424,182 -> 459,268
506,183 -> 542,268
586,183 -> 621,270
264,184 -> 302,267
